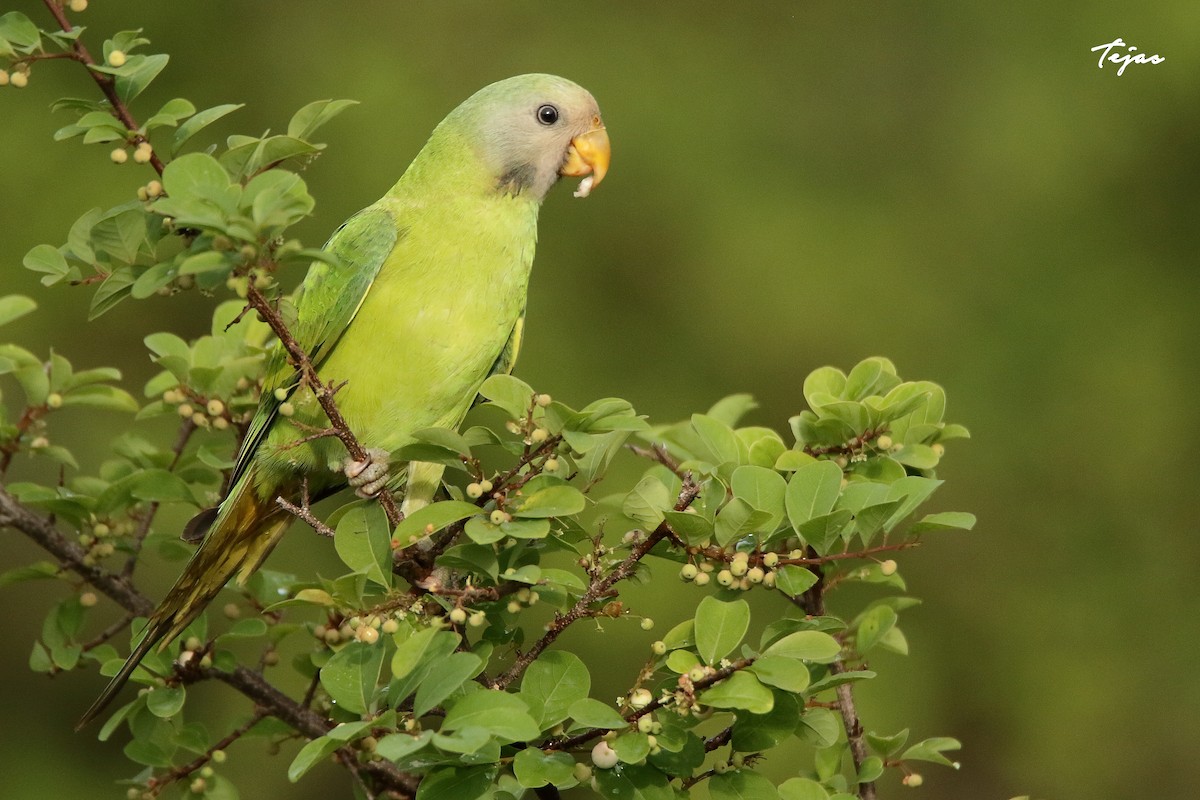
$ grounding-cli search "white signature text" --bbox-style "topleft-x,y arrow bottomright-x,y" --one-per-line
1091,38 -> 1164,76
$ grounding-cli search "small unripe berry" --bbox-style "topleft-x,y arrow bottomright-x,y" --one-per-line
206,399 -> 225,416
263,650 -> 280,666
93,523 -> 110,537
629,688 -> 652,709
591,740 -> 619,769
699,561 -> 715,573
747,566 -> 765,584
506,600 -> 522,614
110,147 -> 128,164
573,762 -> 594,782
762,552 -> 779,568
223,603 -> 240,619
640,618 -> 654,631
189,777 -> 206,794
651,640 -> 666,655
731,550 -> 750,563
133,142 -> 152,163
716,569 -> 735,587
80,592 -> 98,607
278,402 -> 295,417
763,571 -> 777,588
679,563 -> 699,581
449,608 -> 468,624
902,773 -> 924,787
729,559 -> 748,577
468,610 -> 487,627
69,0 -> 88,11
876,435 -> 894,450
466,482 -> 483,499
544,457 -> 560,472
693,572 -> 711,586
273,388 -> 288,401
479,479 -> 494,493
880,559 -> 898,576
47,392 -> 64,408
687,666 -> 706,683
535,393 -> 552,407
30,436 -> 49,449
490,509 -> 509,525
177,403 -> 194,418
126,788 -> 139,800
192,412 -> 208,427
355,626 -> 379,644
530,427 -> 549,444
108,50 -> 127,67
323,628 -> 341,645
932,442 -> 946,457
637,715 -> 654,733
211,749 -> 226,763
10,71 -> 28,88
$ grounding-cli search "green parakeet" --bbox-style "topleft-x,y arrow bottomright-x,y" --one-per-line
79,74 -> 610,727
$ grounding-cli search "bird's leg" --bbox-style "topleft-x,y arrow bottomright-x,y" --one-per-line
343,447 -> 391,498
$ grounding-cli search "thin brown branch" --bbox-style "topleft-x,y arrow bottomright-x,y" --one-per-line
691,540 -> 919,568
146,710 -> 266,796
626,443 -> 683,476
277,496 -> 335,537
704,726 -> 733,752
798,552 -> 876,800
242,285 -> 403,527
494,473 -> 700,691
0,403 -> 49,477
80,612 -> 137,652
41,0 -> 166,175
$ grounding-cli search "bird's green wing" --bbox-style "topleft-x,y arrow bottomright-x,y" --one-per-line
229,206 -> 401,489
488,311 -> 525,378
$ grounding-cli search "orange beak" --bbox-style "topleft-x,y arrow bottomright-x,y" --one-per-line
560,117 -> 610,197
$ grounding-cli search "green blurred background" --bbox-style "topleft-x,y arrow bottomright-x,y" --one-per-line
2,1 -> 1197,798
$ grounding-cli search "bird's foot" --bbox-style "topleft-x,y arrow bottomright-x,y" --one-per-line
343,447 -> 391,498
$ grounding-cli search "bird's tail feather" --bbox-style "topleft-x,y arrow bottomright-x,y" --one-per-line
77,474 -> 288,730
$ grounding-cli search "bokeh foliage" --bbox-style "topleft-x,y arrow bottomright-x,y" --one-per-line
2,2 -> 1197,800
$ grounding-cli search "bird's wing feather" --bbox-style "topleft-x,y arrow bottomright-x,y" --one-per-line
228,206 -> 401,489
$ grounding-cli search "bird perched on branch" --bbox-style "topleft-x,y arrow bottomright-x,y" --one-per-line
79,73 -> 610,727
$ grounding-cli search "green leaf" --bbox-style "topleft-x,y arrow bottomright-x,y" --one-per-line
288,735 -> 340,782
666,649 -> 701,674
375,730 -> 434,761
692,413 -> 743,465
910,511 -> 976,533
413,651 -> 482,717
513,748 -> 576,789
173,103 -> 244,154
748,655 -> 811,693
730,465 -> 787,530
567,698 -> 627,729
320,641 -> 384,715
130,469 -> 193,503
856,605 -> 897,653
0,562 -> 58,589
287,99 -> 359,140
111,53 -> 169,103
415,766 -> 495,800
803,366 -> 847,407
865,728 -> 910,758
779,778 -> 831,800
389,626 -> 439,679
334,504 -> 393,588
662,509 -> 714,546
61,384 -> 139,413
478,373 -> 534,418
512,484 -> 586,518
0,295 -> 35,327
464,515 -> 550,544
89,268 -> 136,319
520,650 -> 591,729
613,731 -> 651,764
732,690 -> 800,752
145,686 -> 185,718
592,763 -> 674,800
709,769 -> 781,800
23,244 -> 73,286
714,497 -> 774,546
883,476 -> 943,531
797,708 -> 841,748
622,474 -> 671,529
393,500 -> 481,544
762,631 -> 841,663
144,97 -> 196,130
441,691 -> 540,742
699,670 -> 774,714
786,461 -> 844,530
695,596 -> 750,665
901,736 -> 962,767
774,565 -> 819,596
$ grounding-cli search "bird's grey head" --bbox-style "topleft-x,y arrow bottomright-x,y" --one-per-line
450,73 -> 610,202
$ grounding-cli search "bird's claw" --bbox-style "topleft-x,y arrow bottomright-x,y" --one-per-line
343,447 -> 391,498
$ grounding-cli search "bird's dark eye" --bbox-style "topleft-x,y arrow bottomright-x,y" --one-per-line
536,104 -> 559,125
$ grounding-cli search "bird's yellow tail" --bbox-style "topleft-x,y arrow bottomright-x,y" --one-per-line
77,475 -> 288,729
